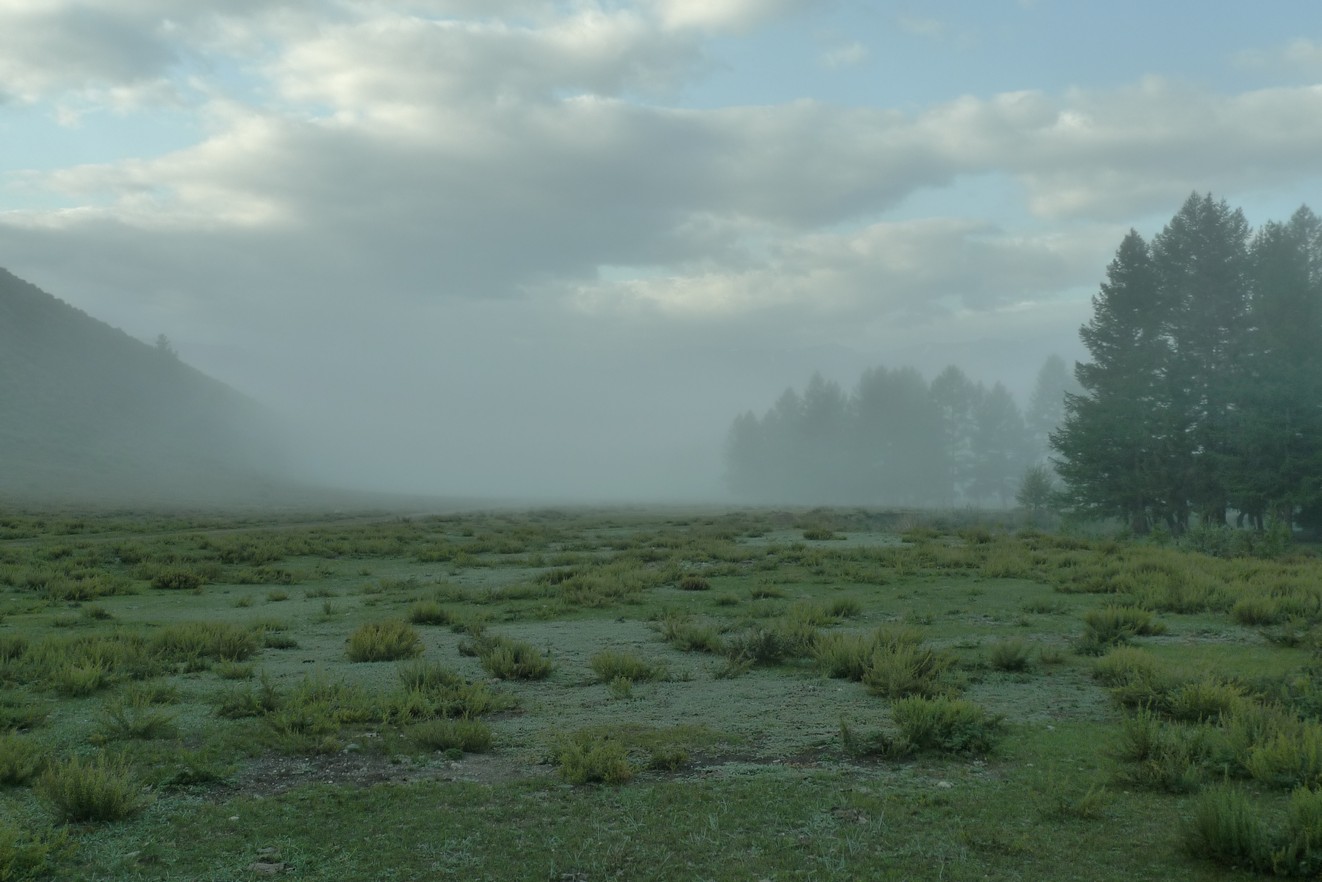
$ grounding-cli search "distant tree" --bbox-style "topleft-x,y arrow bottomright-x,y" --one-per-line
851,366 -> 947,505
724,411 -> 765,499
798,373 -> 851,501
970,382 -> 1030,507
1024,354 -> 1073,464
1015,464 -> 1058,518
930,365 -> 984,506
154,333 -> 178,359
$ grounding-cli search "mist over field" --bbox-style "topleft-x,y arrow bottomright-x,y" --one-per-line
3,2 -> 1322,505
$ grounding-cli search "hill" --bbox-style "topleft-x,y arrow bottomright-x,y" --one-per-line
0,267 -> 290,506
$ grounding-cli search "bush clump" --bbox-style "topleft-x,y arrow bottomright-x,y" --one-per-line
410,718 -> 493,754
37,754 -> 149,822
407,600 -> 452,626
891,696 -> 1005,755
346,620 -> 423,662
468,635 -> 552,680
150,569 -> 204,591
588,650 -> 667,684
555,732 -> 633,785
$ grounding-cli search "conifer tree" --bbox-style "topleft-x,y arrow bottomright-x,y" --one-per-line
1052,230 -> 1169,532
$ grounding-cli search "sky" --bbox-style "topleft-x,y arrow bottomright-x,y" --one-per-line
4,0 -> 1322,502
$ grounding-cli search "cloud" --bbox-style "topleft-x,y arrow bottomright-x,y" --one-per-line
822,40 -> 867,69
5,3 -> 1322,499
654,0 -> 812,33
570,218 -> 1114,322
1235,38 -> 1322,77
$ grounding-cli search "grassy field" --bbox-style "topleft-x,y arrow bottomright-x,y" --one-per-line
2,506 -> 1320,880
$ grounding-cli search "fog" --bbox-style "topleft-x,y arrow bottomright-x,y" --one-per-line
2,3 -> 1319,506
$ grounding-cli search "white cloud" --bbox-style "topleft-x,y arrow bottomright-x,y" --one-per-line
1235,38 -> 1322,76
654,0 -> 811,33
822,40 -> 867,69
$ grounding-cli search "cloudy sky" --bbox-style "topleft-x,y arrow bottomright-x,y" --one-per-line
4,1 -> 1322,501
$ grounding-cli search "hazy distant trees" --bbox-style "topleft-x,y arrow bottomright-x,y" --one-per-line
725,362 -> 1052,507
1052,194 -> 1322,534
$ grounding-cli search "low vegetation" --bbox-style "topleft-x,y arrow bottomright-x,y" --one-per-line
2,506 -> 1321,879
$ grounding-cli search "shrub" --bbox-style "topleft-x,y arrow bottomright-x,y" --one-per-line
407,600 -> 452,626
1245,724 -> 1322,790
1081,605 -> 1165,649
987,638 -> 1033,672
589,650 -> 666,684
410,718 -> 493,753
93,697 -> 178,742
0,734 -> 45,785
1114,717 -> 1210,793
152,621 -> 259,663
1167,679 -> 1248,723
677,575 -> 711,591
814,632 -> 876,681
0,822 -> 69,882
150,569 -> 204,591
214,675 -> 281,719
1092,647 -> 1176,711
1232,595 -> 1283,626
863,642 -> 955,699
658,615 -> 723,654
824,597 -> 863,619
346,620 -> 423,662
891,696 -> 1004,755
49,661 -> 112,697
38,754 -> 149,822
477,637 -> 552,680
1183,785 -> 1271,870
555,732 -> 633,785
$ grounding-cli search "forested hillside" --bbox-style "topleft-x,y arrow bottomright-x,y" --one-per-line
0,268 -> 287,504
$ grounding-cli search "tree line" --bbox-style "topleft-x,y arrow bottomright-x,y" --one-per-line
1051,194 -> 1322,534
724,356 -> 1073,507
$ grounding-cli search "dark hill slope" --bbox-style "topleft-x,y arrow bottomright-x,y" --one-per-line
0,267 -> 288,505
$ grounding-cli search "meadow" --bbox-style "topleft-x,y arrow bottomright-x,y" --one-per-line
1,505 -> 1320,880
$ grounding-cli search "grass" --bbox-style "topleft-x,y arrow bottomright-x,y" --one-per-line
37,754 -> 150,822
588,649 -> 667,683
345,620 -> 423,662
4,506 -> 1322,879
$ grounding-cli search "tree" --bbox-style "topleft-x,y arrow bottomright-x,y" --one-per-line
1052,230 -> 1170,533
154,333 -> 178,359
1231,206 -> 1322,528
851,366 -> 946,505
970,382 -> 1030,507
1151,193 -> 1252,528
1016,464 -> 1058,519
724,411 -> 765,499
1025,354 -> 1073,464
930,365 -> 984,506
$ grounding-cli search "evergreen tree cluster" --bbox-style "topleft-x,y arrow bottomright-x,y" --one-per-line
725,358 -> 1071,507
1052,193 -> 1322,534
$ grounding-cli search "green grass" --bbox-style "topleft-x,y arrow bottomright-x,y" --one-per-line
3,506 -> 1321,879
345,620 -> 423,662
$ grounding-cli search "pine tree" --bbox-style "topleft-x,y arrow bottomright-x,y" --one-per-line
852,366 -> 946,505
930,366 -> 984,506
1151,193 -> 1252,528
1232,206 -> 1322,528
1052,230 -> 1170,533
970,382 -> 1030,507
1025,354 -> 1074,464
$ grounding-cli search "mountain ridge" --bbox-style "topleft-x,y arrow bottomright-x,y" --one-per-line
0,267 -> 291,506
